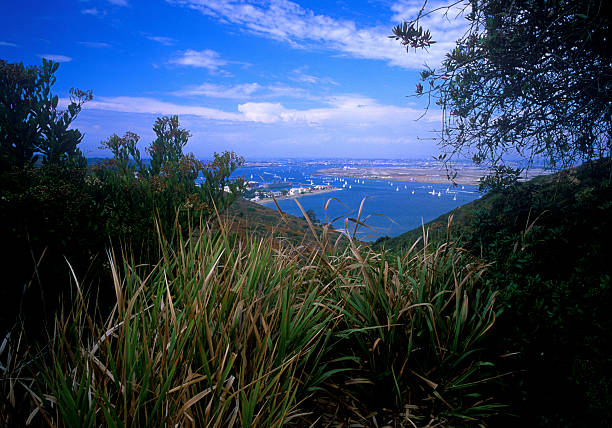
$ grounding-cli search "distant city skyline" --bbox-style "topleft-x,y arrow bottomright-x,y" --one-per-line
1,0 -> 468,159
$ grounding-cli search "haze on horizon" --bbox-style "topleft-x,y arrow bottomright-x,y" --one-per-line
1,0 -> 468,159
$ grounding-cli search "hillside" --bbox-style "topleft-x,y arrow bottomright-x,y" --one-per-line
373,159 -> 611,253
225,196 -> 344,246
376,158 -> 612,426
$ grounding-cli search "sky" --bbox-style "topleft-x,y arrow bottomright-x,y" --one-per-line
1,0 -> 468,160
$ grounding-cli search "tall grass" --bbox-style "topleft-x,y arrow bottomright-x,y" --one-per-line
1,214 -> 505,426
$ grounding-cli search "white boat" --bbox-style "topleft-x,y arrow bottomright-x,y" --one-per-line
349,185 -> 352,189
453,194 -> 457,201
411,190 -> 415,194
396,187 -> 399,191
437,191 -> 441,197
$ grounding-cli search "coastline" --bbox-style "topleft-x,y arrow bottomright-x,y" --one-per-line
314,166 -> 550,186
254,187 -> 343,205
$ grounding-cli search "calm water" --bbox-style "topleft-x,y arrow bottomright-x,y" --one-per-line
232,161 -> 481,241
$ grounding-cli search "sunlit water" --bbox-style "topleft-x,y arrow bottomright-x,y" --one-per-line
229,162 -> 481,242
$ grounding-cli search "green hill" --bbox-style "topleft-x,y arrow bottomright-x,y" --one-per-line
377,158 -> 612,426
374,158 -> 611,253
225,196 -> 344,246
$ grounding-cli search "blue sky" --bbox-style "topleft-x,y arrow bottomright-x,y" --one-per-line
1,0 -> 467,160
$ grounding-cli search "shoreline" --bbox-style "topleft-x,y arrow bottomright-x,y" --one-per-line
314,166 -> 550,186
254,188 -> 342,205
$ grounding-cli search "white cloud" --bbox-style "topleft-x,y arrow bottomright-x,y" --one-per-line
170,49 -> 229,74
238,102 -> 288,123
107,0 -> 129,6
78,41 -> 112,48
168,0 -> 468,69
82,96 -> 243,121
263,84 -> 314,100
81,8 -> 100,16
290,67 -> 338,85
173,81 -> 317,101
235,95 -> 440,125
0,41 -> 18,47
70,94 -> 438,127
174,82 -> 260,99
38,54 -> 72,62
146,35 -> 175,46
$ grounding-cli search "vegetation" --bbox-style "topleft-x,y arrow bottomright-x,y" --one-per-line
389,5 -> 612,422
0,58 -> 507,426
391,0 -> 611,167
2,3 -> 611,421
0,59 -> 244,335
2,214 -> 504,426
0,58 -> 92,169
376,158 -> 612,426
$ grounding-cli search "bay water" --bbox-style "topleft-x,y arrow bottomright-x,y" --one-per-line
233,161 -> 481,241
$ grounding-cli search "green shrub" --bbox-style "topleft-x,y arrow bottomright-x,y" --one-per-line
464,158 -> 612,426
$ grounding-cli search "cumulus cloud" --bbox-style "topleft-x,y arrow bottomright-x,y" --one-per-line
167,0 -> 468,69
38,54 -> 72,62
170,49 -> 229,74
238,102 -> 289,123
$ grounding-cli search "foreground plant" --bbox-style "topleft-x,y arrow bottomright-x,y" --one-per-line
317,217 -> 504,425
3,213 -> 505,426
